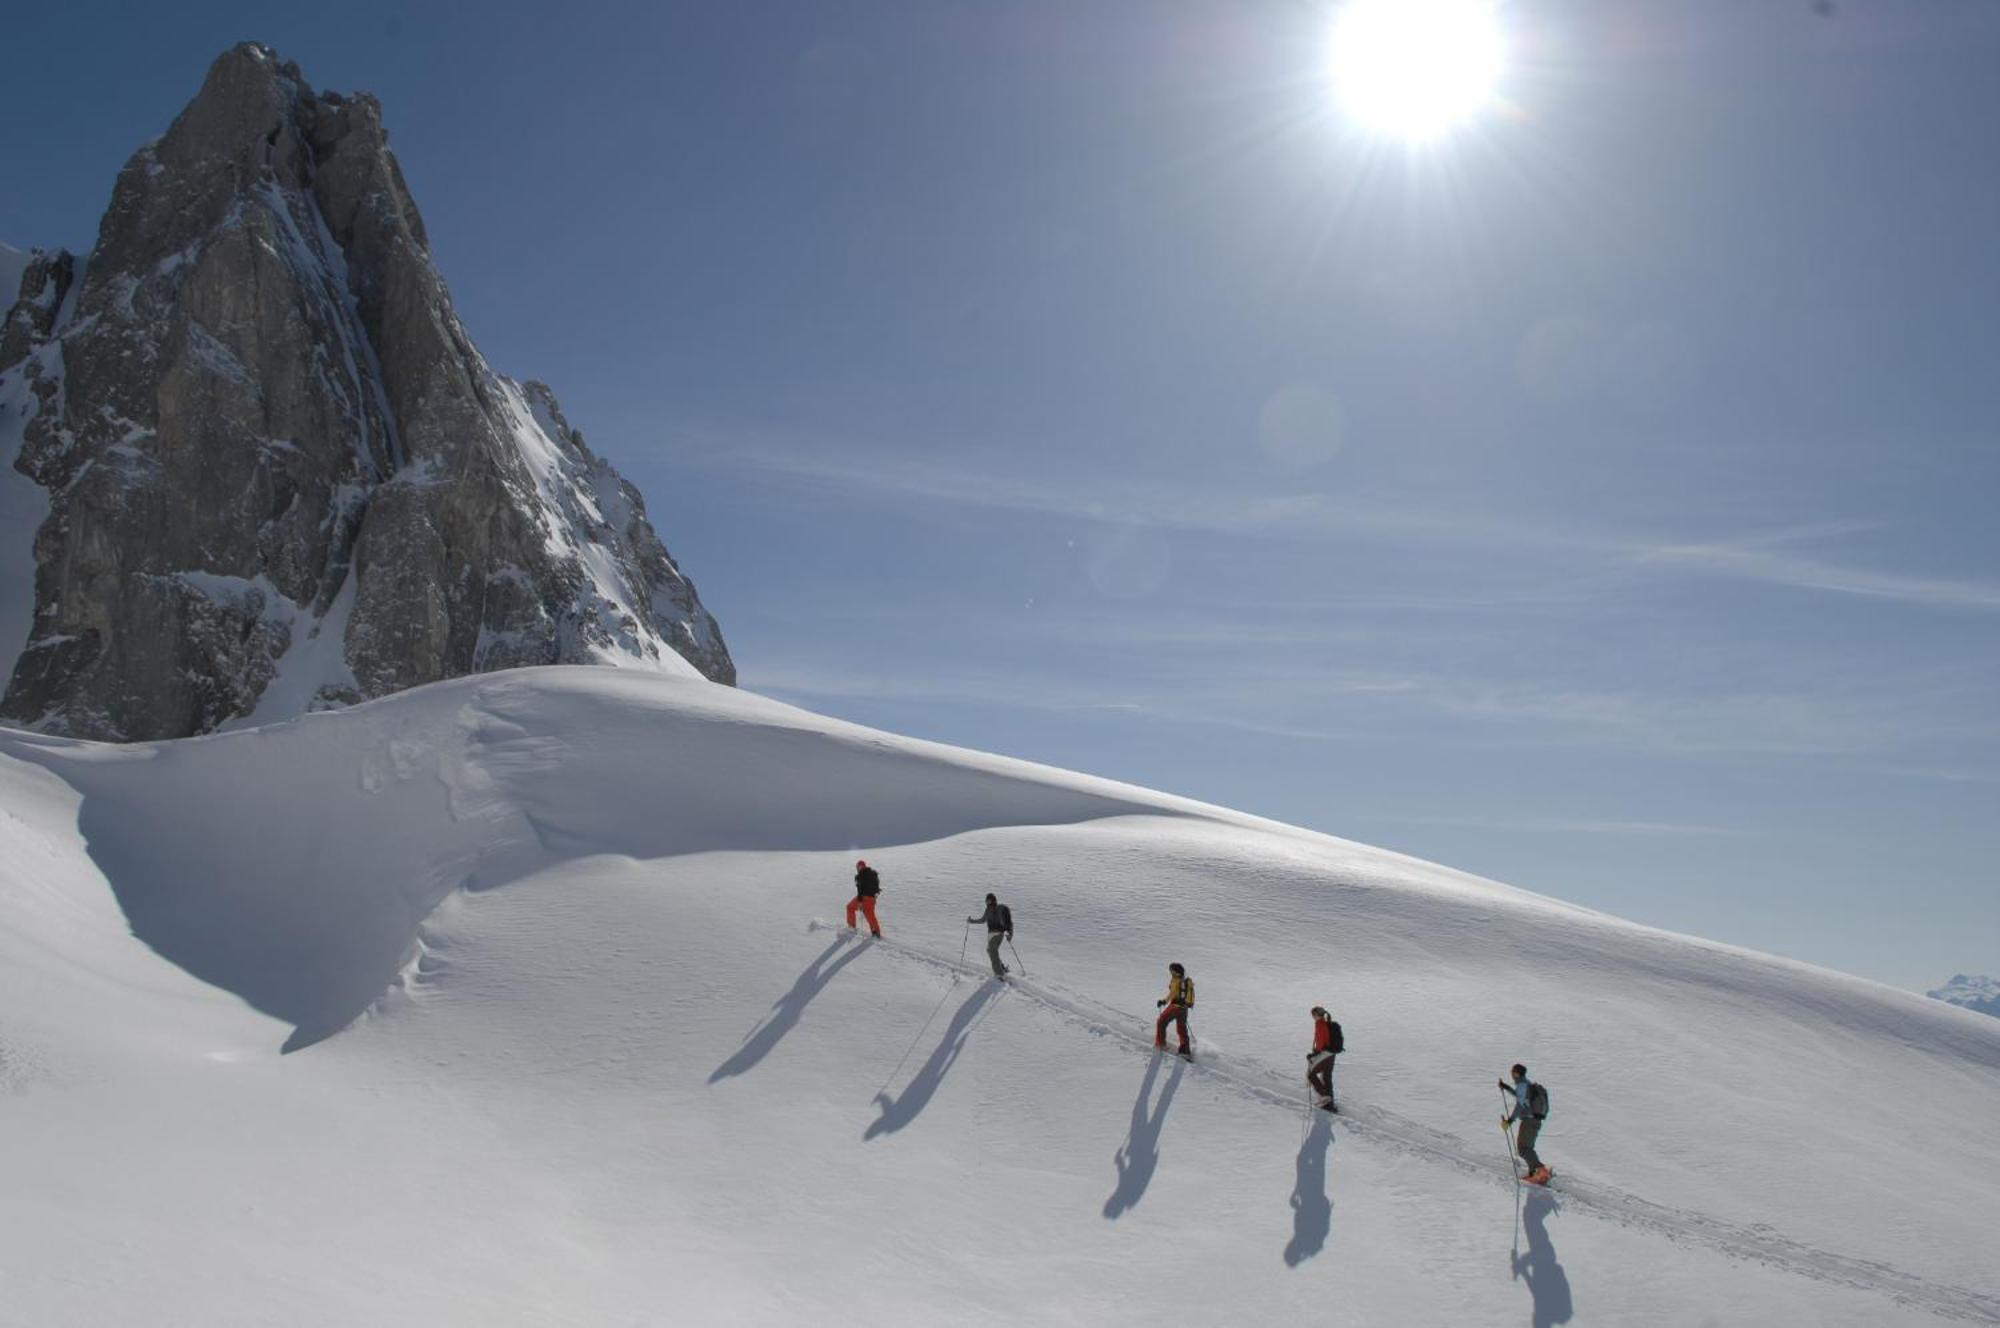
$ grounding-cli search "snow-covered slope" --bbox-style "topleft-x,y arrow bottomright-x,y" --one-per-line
2,668 -> 1996,1325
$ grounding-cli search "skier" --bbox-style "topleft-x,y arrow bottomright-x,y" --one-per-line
1500,1062 -> 1551,1184
1307,1006 -> 1342,1111
966,893 -> 1013,978
1154,962 -> 1194,1058
845,858 -> 883,938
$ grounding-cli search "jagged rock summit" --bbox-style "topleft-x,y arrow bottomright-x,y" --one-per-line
0,43 -> 732,741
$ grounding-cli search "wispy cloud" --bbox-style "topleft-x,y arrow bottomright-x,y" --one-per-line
692,421 -> 1997,781
1379,812 -> 1751,838
680,431 -> 1579,551
743,662 -> 1369,743
1828,762 -> 2000,786
688,431 -> 2000,615
1634,539 -> 2000,612
744,652 -> 1973,760
743,660 -> 1362,731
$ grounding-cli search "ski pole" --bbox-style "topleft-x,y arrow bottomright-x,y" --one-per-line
1007,937 -> 1026,975
1503,1084 -> 1524,1250
958,921 -> 971,966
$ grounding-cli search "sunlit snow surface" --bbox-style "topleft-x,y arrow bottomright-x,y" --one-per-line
2,667 -> 1996,1324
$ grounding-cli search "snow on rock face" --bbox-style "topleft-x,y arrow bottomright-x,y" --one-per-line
1929,973 -> 2000,1018
0,44 -> 731,741
1,667 -> 1997,1325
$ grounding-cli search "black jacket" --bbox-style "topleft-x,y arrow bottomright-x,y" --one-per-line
968,900 -> 1012,934
854,866 -> 881,898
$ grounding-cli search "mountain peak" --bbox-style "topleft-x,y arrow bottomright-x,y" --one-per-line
1929,974 -> 2000,1018
0,47 -> 731,740
157,42 -> 304,166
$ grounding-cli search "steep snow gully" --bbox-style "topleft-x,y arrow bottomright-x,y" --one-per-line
3,667 -> 1997,1325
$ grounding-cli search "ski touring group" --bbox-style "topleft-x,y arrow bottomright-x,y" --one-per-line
839,859 -> 1558,1187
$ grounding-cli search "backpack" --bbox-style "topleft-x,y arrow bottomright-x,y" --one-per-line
998,903 -> 1013,933
857,866 -> 880,896
1528,1081 -> 1549,1120
1328,1020 -> 1344,1054
1179,976 -> 1195,1008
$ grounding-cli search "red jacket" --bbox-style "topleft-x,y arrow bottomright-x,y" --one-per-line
1312,1017 -> 1337,1054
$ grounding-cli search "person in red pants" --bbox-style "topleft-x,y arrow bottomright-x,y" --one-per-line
1154,962 -> 1194,1057
1307,1006 -> 1343,1112
845,859 -> 883,937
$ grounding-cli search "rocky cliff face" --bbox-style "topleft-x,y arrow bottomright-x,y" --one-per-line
0,44 -> 732,741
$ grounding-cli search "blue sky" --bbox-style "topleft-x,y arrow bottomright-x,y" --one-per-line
4,1 -> 1995,993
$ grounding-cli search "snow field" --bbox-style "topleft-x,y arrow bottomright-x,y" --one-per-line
1,666 -> 1996,1324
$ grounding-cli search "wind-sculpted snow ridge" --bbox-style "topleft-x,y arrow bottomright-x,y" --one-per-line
2,667 -> 1997,1324
812,922 -> 2000,1324
0,668 -> 1191,1050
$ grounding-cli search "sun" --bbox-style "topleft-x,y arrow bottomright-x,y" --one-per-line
1328,0 -> 1506,143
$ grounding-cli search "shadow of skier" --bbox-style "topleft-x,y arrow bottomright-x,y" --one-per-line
1102,1050 -> 1185,1219
1284,1110 -> 1336,1266
1514,1187 -> 1574,1326
864,979 -> 1002,1139
709,937 -> 868,1082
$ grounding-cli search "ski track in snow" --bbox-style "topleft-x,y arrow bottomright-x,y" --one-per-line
7,668 -> 1993,1323
809,920 -> 2000,1324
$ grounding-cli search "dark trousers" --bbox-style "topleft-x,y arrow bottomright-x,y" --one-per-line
1155,1004 -> 1190,1052
1308,1052 -> 1336,1098
1515,1118 -> 1544,1173
985,932 -> 1007,976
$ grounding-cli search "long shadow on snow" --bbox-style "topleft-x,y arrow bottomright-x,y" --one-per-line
16,735 -> 476,1055
710,938 -> 869,1082
1514,1188 -> 1574,1327
1103,1050 -> 1184,1219
1285,1111 -> 1336,1266
864,979 -> 1002,1139
4,673 -> 1187,1054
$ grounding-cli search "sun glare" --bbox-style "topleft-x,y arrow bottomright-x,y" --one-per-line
1328,0 -> 1506,142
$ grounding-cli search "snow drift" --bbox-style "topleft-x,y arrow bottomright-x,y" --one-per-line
1,667 -> 1995,1324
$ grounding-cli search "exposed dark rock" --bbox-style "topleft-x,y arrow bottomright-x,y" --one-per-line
0,44 -> 731,740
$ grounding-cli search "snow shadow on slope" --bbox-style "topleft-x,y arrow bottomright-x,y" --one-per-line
1103,1051 -> 1184,1219
710,937 -> 870,1083
23,733 -> 458,1054
1285,1112 -> 1335,1266
11,672 -> 1186,1053
1514,1189 -> 1573,1327
865,979 -> 1003,1139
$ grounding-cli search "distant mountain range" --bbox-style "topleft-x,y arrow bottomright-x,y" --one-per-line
1928,974 -> 2000,1018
